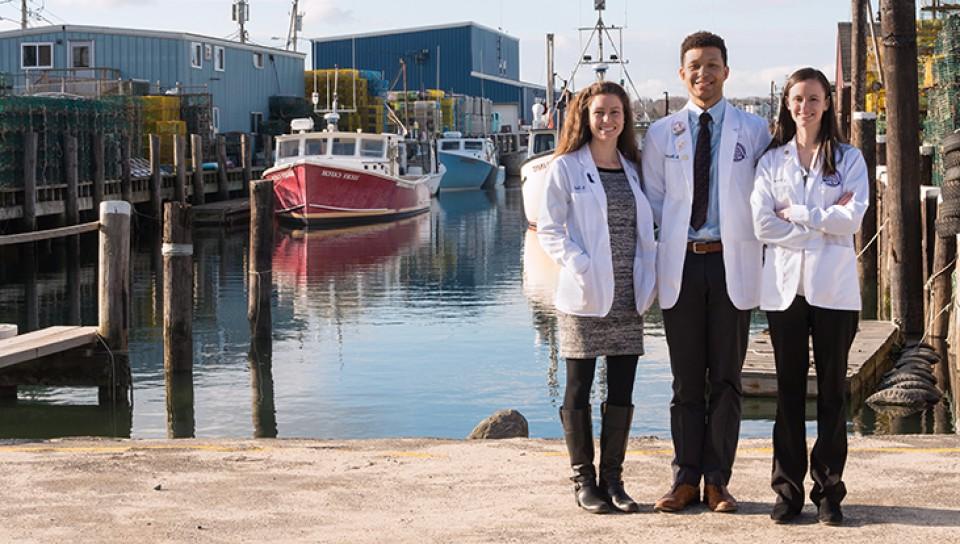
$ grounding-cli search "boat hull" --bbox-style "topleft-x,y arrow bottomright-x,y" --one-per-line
501,149 -> 526,177
520,152 -> 553,229
266,161 -> 431,227
438,151 -> 495,191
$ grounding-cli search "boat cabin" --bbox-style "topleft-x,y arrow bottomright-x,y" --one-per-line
274,118 -> 401,175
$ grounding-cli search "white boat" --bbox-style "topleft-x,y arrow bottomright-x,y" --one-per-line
519,4 -> 642,229
402,138 -> 446,196
437,132 -> 499,191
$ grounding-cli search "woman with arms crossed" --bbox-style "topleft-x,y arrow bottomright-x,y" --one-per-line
538,81 -> 657,514
750,67 -> 868,526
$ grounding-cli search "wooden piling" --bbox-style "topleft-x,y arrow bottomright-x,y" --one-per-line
851,0 -> 867,118
64,134 -> 79,226
190,134 -> 205,205
66,237 -> 81,326
92,133 -> 105,215
21,244 -> 38,332
165,372 -> 195,439
21,132 -> 37,232
120,133 -> 133,204
249,335 -> 277,438
928,227 -> 955,390
853,112 -> 878,319
149,134 -> 163,223
881,0 -> 924,338
162,202 -> 193,375
174,135 -> 187,204
98,201 -> 131,353
248,179 -> 273,341
261,134 -> 274,168
217,135 -> 229,200
920,145 -> 934,187
241,133 -> 252,189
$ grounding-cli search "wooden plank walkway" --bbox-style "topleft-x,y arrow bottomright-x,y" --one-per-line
0,326 -> 99,370
193,198 -> 250,227
742,320 -> 899,404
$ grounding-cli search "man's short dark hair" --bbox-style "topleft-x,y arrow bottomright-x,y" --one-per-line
680,31 -> 728,66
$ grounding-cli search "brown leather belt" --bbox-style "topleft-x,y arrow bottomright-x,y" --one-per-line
687,241 -> 723,254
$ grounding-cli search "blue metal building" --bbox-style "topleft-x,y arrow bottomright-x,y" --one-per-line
311,22 -> 545,130
0,25 -> 305,133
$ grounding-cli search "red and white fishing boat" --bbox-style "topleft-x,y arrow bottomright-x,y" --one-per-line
266,116 -> 436,227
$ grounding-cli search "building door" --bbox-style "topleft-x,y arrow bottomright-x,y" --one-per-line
68,41 -> 94,79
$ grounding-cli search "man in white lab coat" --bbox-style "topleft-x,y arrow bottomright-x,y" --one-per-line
642,31 -> 771,514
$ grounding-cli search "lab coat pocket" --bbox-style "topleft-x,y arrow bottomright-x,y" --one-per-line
555,262 -> 589,313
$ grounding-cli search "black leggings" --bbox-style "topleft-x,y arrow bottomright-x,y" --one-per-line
563,355 -> 639,409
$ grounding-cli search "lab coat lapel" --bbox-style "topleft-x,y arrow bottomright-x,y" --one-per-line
577,145 -> 607,222
671,109 -> 694,195
717,101 -> 740,209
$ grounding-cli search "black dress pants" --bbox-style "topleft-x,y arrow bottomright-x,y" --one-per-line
662,251 -> 750,487
766,295 -> 859,508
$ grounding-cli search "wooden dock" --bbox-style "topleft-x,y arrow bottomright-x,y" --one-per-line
742,320 -> 900,405
193,197 -> 250,227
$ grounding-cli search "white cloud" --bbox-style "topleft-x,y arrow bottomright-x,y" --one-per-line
302,0 -> 354,25
55,0 -> 154,7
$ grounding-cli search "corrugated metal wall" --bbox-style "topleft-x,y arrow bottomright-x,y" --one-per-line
312,24 -> 536,111
0,28 -> 304,133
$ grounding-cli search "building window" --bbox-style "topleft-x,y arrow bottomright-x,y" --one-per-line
214,46 -> 225,72
250,112 -> 263,133
252,52 -> 263,69
212,107 -> 220,134
70,42 -> 92,69
191,42 -> 202,68
21,43 -> 53,69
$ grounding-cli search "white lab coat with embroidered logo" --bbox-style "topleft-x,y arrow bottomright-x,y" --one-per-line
642,101 -> 772,310
750,140 -> 869,312
537,145 -> 657,317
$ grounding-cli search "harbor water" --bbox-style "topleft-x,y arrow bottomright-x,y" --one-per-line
0,186 -> 954,439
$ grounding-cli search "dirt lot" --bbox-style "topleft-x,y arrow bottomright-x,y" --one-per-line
0,435 -> 958,543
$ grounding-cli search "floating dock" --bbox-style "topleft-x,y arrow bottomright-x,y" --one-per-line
742,320 -> 900,404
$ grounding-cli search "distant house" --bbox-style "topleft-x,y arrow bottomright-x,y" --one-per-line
0,25 -> 305,134
312,22 -> 547,131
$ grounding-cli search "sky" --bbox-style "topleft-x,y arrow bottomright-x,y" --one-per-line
0,0 -> 921,99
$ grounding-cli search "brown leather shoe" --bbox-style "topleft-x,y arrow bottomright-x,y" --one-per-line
704,484 -> 738,513
653,483 -> 700,512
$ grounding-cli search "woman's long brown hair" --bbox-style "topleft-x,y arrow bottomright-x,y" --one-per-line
553,81 -> 639,165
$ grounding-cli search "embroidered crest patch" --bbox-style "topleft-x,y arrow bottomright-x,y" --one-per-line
822,172 -> 842,187
671,121 -> 686,136
733,142 -> 746,162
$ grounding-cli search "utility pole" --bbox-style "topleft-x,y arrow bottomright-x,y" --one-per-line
21,0 -> 26,29
232,0 -> 249,43
286,0 -> 303,52
663,91 -> 669,116
881,0 -> 923,337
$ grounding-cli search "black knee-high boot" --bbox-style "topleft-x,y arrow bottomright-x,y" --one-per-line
599,402 -> 639,512
560,406 -> 612,514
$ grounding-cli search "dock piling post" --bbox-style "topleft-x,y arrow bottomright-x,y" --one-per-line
98,200 -> 131,402
217,135 -> 229,200
881,0 -> 924,338
248,179 -> 273,342
149,134 -> 163,224
853,112 -> 878,319
190,134 -> 205,205
22,132 -> 37,232
93,133 -> 105,215
174,134 -> 187,204
121,133 -> 133,204
261,134 -> 273,168
162,201 -> 193,375
241,133 -> 252,189
64,134 -> 79,226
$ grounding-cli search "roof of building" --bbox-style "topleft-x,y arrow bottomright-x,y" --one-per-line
310,21 -> 517,44
0,24 -> 306,59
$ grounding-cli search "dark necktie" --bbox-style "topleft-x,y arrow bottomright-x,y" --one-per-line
690,111 -> 712,231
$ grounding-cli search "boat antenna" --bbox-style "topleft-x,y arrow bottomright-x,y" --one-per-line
324,65 -> 341,131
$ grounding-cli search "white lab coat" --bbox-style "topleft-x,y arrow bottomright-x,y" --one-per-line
642,101 -> 772,310
750,140 -> 869,311
537,145 -> 657,317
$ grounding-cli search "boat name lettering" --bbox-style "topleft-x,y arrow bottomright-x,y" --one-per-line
532,163 -> 548,173
321,169 -> 360,181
